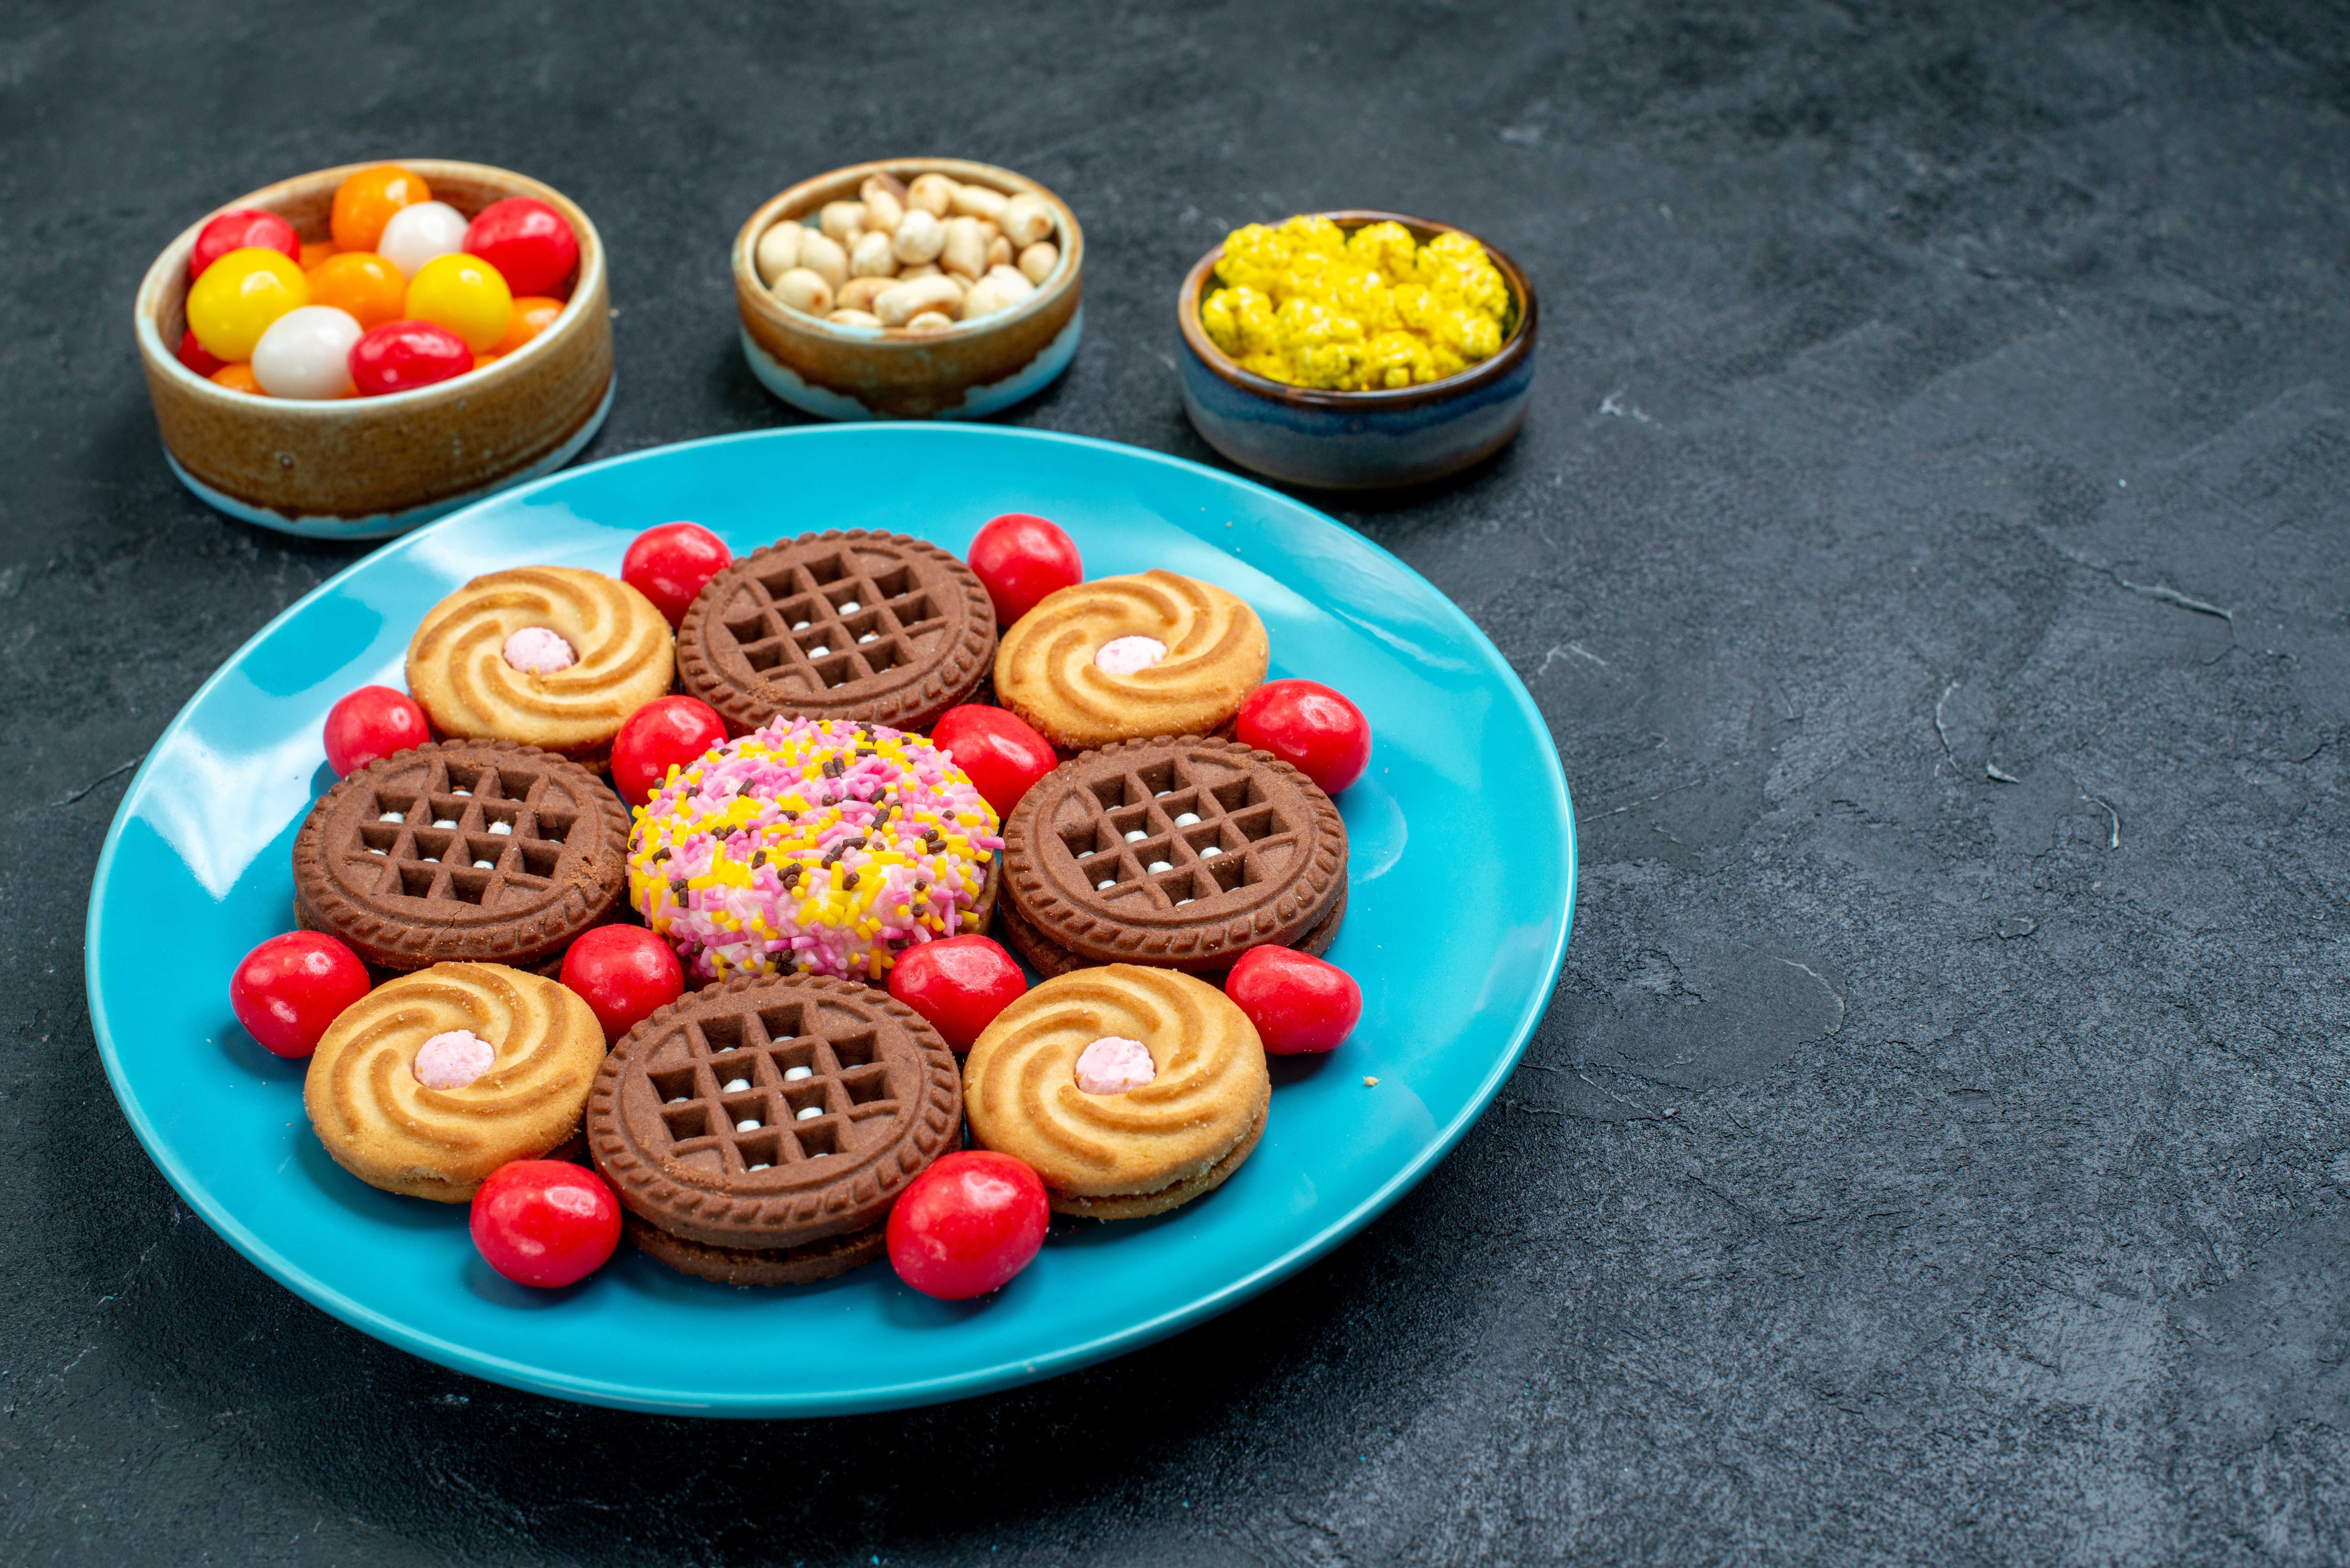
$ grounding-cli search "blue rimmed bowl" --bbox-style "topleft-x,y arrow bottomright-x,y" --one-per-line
1176,209 -> 1537,491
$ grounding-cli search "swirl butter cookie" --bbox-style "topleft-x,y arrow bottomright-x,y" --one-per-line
406,566 -> 675,765
993,571 -> 1269,750
963,965 -> 1270,1219
303,963 -> 606,1202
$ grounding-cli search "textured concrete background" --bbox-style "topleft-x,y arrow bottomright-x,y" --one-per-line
6,0 -> 2349,1561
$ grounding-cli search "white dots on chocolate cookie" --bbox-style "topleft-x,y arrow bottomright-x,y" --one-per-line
380,811 -> 403,822
1124,829 -> 1147,843
795,1105 -> 823,1121
1147,860 -> 1172,874
489,822 -> 512,835
784,1065 -> 812,1082
1174,812 -> 1201,826
723,1078 -> 751,1092
736,1117 -> 762,1132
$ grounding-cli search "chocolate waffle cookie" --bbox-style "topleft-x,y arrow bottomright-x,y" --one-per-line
293,740 -> 630,975
998,736 -> 1347,976
676,531 -> 995,735
587,974 -> 961,1285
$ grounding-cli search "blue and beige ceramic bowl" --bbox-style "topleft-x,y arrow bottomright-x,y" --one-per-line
1176,210 -> 1537,491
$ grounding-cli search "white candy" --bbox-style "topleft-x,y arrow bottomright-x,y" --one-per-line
668,1096 -> 688,1105
1147,861 -> 1172,874
381,812 -> 403,822
370,848 -> 385,855
1202,845 -> 1223,858
784,1065 -> 812,1081
1097,879 -> 1117,891
749,1162 -> 771,1172
251,305 -> 362,399
1124,829 -> 1147,843
435,818 -> 458,828
723,1078 -> 751,1092
472,859 -> 493,869
1177,898 -> 1194,906
1155,791 -> 1171,798
451,788 -> 470,796
489,821 -> 512,835
1175,812 -> 1201,826
736,1118 -> 762,1132
795,1105 -> 823,1121
807,646 -> 830,659
377,200 -> 469,277
858,632 -> 878,644
840,600 -> 860,613
420,856 -> 438,864
793,620 -> 810,630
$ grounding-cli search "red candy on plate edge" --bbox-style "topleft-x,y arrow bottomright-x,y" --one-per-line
462,197 -> 580,299
929,704 -> 1057,820
1225,944 -> 1361,1055
887,934 -> 1027,1052
1235,679 -> 1372,794
967,512 -> 1083,626
470,1160 -> 621,1288
621,522 -> 733,629
559,925 -> 685,1045
887,1150 -> 1050,1300
322,685 -> 432,776
229,931 -> 372,1059
609,695 -> 729,807
190,208 -> 300,282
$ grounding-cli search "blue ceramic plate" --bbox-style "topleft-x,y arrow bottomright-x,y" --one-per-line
85,425 -> 1575,1417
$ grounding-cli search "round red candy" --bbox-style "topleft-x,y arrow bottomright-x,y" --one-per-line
559,925 -> 685,1044
928,704 -> 1057,820
322,685 -> 432,776
229,931 -> 371,1058
347,319 -> 473,396
189,208 -> 301,282
887,1150 -> 1049,1300
1234,679 -> 1371,793
462,197 -> 581,298
886,934 -> 1027,1052
609,695 -> 729,807
1224,944 -> 1361,1055
967,513 -> 1083,626
469,1160 -> 621,1288
620,522 -> 733,628
176,328 -> 225,378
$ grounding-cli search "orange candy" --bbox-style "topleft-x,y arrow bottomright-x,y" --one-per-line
473,353 -> 498,370
307,252 -> 408,330
330,165 -> 432,253
489,296 -> 565,356
299,239 -> 337,271
210,364 -> 265,395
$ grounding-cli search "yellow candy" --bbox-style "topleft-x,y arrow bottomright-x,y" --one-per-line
1201,215 -> 1510,388
404,253 -> 514,353
187,248 -> 309,361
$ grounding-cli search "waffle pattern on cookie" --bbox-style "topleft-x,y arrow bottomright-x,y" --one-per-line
293,741 -> 630,972
676,531 -> 995,734
588,974 -> 961,1250
1001,737 -> 1347,970
302,963 -> 605,1202
963,965 -> 1270,1204
406,567 -> 675,758
993,570 -> 1268,749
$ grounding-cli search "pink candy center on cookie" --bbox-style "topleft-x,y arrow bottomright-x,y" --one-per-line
1074,1035 -> 1156,1095
502,626 -> 577,674
1094,636 -> 1167,676
414,1029 -> 495,1090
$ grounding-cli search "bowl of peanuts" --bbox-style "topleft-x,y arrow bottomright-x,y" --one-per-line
734,158 -> 1082,421
1175,210 -> 1537,491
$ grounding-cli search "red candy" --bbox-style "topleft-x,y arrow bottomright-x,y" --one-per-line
229,931 -> 372,1058
462,197 -> 580,298
347,319 -> 472,396
967,512 -> 1083,626
620,522 -> 733,628
469,1160 -> 621,1288
886,934 -> 1027,1052
887,1150 -> 1049,1300
559,925 -> 685,1044
1235,679 -> 1371,793
189,208 -> 300,282
1225,944 -> 1361,1055
928,704 -> 1057,820
175,328 -> 225,378
609,695 -> 729,807
322,684 -> 432,776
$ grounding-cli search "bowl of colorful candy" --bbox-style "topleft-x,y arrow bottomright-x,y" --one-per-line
733,158 -> 1083,420
1175,210 -> 1537,491
134,159 -> 612,541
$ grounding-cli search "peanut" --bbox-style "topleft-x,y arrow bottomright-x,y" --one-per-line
754,222 -> 802,285
903,311 -> 955,334
987,235 -> 1013,269
771,267 -> 834,316
859,175 -> 906,234
941,216 -> 988,280
875,275 -> 965,327
850,230 -> 897,278
892,208 -> 945,265
797,231 -> 849,290
819,201 -> 866,245
1002,192 -> 1054,248
898,261 -> 944,281
907,173 -> 958,217
827,308 -> 883,328
835,276 -> 893,313
1018,241 -> 1058,284
949,184 -> 1007,223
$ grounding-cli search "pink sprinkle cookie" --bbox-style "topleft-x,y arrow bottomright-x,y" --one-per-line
413,1029 -> 496,1090
1093,635 -> 1167,676
501,626 -> 577,674
1074,1035 -> 1156,1095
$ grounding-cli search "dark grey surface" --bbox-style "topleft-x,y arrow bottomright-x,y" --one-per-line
6,0 -> 2348,1561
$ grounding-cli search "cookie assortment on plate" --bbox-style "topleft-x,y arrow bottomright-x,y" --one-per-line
226,507 -> 1378,1304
